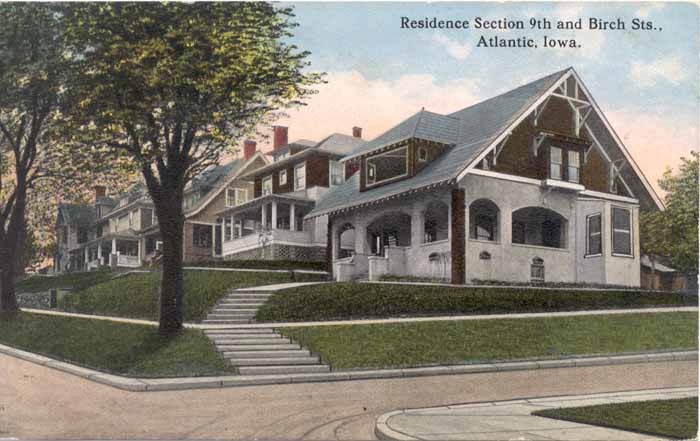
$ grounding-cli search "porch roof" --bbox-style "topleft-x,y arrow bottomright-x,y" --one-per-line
307,69 -> 569,218
216,193 -> 315,217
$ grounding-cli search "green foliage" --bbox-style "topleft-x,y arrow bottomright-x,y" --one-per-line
60,269 -> 321,321
534,398 -> 698,439
281,312 -> 698,369
186,259 -> 328,272
16,269 -> 114,293
0,312 -> 233,377
257,282 -> 696,322
641,152 -> 699,274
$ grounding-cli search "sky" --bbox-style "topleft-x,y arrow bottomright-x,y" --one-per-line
253,2 -> 699,196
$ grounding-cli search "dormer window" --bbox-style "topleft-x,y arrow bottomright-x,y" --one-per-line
418,147 -> 428,162
279,169 -> 287,186
365,146 -> 408,187
330,161 -> 343,186
549,145 -> 582,184
549,146 -> 563,180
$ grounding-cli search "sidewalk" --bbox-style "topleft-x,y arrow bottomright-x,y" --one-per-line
376,387 -> 698,441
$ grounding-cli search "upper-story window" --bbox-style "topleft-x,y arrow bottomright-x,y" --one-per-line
365,146 -> 408,187
262,176 -> 273,195
294,162 -> 306,190
549,146 -> 563,180
611,207 -> 632,256
330,161 -> 343,186
418,147 -> 428,162
279,169 -> 287,186
568,150 -> 580,183
226,188 -> 248,207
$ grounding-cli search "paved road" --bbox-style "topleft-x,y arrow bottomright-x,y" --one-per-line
0,354 -> 696,440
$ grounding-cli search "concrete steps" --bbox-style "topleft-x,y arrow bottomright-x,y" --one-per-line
203,288 -> 331,376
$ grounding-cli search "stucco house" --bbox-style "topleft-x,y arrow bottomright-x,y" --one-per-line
54,142 -> 268,272
307,67 -> 662,287
217,126 -> 364,262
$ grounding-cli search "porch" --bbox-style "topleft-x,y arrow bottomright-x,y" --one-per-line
83,233 -> 145,270
219,194 -> 317,259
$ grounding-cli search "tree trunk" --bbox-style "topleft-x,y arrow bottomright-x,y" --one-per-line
0,245 -> 19,313
154,199 -> 185,334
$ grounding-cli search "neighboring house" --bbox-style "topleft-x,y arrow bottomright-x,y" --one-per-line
217,126 -> 364,261
53,143 -> 268,272
640,256 -> 690,292
308,67 -> 663,287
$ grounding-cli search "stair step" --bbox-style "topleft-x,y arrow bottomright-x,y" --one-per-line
228,357 -> 320,367
224,350 -> 310,359
213,308 -> 259,312
216,343 -> 301,351
202,319 -> 252,325
210,332 -> 284,339
238,365 -> 330,375
218,300 -> 266,305
214,338 -> 290,346
208,312 -> 256,319
204,328 -> 274,335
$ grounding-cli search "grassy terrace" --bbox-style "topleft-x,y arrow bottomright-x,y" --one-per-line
257,282 -> 696,322
280,312 -> 697,369
0,312 -> 233,377
16,270 -> 115,293
61,269 -> 326,322
186,259 -> 328,272
534,398 -> 698,439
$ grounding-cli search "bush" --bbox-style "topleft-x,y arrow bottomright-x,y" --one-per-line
257,282 -> 697,322
186,259 -> 328,272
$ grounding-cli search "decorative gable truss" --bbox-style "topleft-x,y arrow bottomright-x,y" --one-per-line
465,68 -> 663,210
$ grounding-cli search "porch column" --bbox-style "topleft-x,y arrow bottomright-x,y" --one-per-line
271,201 -> 278,230
261,204 -> 267,230
289,203 -> 296,231
111,238 -> 117,254
411,201 -> 422,246
137,239 -> 143,263
211,225 -> 216,256
84,246 -> 89,268
451,188 -> 466,285
97,241 -> 102,264
229,215 -> 235,239
326,216 -> 333,274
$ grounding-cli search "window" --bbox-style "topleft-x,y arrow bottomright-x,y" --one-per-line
586,214 -> 602,256
262,176 -> 273,195
294,163 -> 306,190
192,224 -> 212,248
141,209 -> 153,229
224,218 -> 232,241
418,147 -> 428,162
61,227 -> 68,244
612,207 -> 632,256
225,188 -> 248,207
549,146 -> 563,180
279,169 -> 287,186
365,146 -> 408,187
469,199 -> 499,242
568,150 -> 580,183
330,161 -> 343,186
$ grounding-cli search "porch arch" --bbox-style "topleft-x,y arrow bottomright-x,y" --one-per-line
337,223 -> 356,259
511,207 -> 568,249
469,198 -> 500,242
423,200 -> 449,243
367,211 -> 412,256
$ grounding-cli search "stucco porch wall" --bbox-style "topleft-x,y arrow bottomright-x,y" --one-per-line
330,189 -> 452,280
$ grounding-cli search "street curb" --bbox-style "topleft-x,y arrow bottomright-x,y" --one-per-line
0,343 -> 695,392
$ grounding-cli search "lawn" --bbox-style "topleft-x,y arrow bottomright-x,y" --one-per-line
61,269 -> 325,322
0,312 -> 233,377
533,398 -> 698,439
280,312 -> 697,369
16,270 -> 115,293
257,282 -> 696,322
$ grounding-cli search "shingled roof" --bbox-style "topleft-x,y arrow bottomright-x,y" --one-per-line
308,69 -> 568,218
57,203 -> 95,228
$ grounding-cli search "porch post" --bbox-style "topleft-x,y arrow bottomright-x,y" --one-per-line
261,204 -> 267,230
111,238 -> 117,254
326,216 -> 333,275
451,188 -> 466,285
137,239 -> 143,263
84,246 -> 89,269
289,203 -> 296,231
97,241 -> 102,265
211,225 -> 216,256
271,201 -> 278,230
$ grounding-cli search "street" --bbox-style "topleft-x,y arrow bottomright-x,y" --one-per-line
0,354 -> 696,440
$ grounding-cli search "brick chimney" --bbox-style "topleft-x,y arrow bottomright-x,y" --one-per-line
273,126 -> 288,150
243,140 -> 256,160
352,126 -> 362,138
94,185 -> 106,201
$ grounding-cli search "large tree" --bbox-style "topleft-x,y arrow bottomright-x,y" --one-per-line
0,4 -> 70,312
640,151 -> 699,275
65,3 -> 322,334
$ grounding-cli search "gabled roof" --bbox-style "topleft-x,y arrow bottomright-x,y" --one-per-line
316,133 -> 365,155
57,203 -> 95,228
308,69 -> 568,218
342,110 -> 460,161
265,139 -> 317,156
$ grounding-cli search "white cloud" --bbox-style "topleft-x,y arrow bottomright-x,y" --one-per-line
630,55 -> 690,88
429,32 -> 471,61
256,70 -> 481,150
528,4 -> 606,60
635,3 -> 665,18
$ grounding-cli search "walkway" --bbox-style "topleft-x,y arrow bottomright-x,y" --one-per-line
376,387 -> 698,441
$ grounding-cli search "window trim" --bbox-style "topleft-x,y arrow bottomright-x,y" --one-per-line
585,213 -> 602,257
567,150 -> 580,184
611,206 -> 634,258
364,145 -> 410,189
294,162 -> 306,191
549,146 -> 563,180
262,175 -> 273,196
329,160 -> 343,186
279,169 -> 287,186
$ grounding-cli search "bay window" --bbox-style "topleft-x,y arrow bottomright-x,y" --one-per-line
612,207 -> 632,256
586,213 -> 602,256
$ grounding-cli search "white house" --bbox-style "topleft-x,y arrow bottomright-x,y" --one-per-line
307,67 -> 662,286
